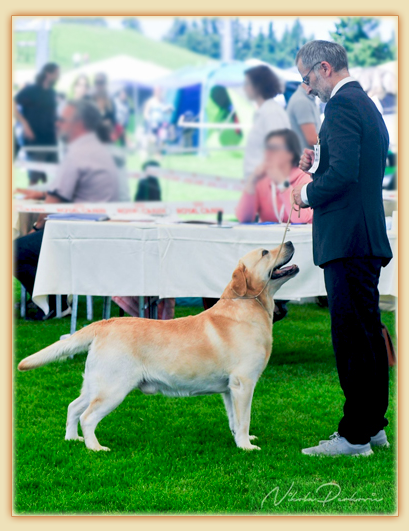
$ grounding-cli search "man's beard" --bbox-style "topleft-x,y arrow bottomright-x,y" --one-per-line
312,77 -> 332,103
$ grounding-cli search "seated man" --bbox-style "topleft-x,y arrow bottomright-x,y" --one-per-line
14,99 -> 120,320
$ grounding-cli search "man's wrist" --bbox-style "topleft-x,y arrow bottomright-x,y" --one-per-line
32,221 -> 44,231
301,184 -> 310,206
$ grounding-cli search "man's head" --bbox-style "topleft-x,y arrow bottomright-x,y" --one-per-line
57,100 -> 102,143
35,62 -> 60,89
296,41 -> 349,102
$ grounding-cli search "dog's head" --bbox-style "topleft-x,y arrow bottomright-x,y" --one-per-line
230,242 -> 299,297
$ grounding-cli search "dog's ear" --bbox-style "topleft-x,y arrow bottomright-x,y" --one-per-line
231,263 -> 247,297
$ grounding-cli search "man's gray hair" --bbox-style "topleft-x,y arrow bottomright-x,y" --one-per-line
66,99 -> 102,132
296,40 -> 349,72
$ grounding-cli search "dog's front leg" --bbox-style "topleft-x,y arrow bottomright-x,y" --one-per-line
229,375 -> 260,450
222,391 -> 236,435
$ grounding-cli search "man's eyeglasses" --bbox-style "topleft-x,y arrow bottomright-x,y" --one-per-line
302,61 -> 322,86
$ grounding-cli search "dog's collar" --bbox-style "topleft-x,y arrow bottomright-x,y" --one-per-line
253,296 -> 273,321
222,293 -> 273,321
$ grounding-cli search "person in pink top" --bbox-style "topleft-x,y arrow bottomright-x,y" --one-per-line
236,128 -> 313,224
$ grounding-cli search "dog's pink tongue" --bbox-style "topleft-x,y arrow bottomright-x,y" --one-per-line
279,265 -> 293,272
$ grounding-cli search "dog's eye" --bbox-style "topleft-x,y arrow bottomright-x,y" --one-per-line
262,250 -> 269,257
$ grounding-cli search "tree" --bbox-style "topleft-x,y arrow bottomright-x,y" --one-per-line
330,17 -> 395,67
123,17 -> 142,32
164,17 -> 221,59
164,16 -> 313,66
265,22 -> 278,63
165,18 -> 189,43
273,19 -> 310,68
253,28 -> 266,59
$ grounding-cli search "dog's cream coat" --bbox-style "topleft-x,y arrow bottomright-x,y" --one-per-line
19,242 -> 298,452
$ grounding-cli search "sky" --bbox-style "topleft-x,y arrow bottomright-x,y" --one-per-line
132,16 -> 396,43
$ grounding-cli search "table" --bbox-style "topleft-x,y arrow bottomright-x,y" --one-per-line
32,220 -> 397,316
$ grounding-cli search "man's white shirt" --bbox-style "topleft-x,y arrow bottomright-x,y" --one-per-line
300,76 -> 356,206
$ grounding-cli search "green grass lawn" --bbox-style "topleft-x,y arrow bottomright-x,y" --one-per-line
13,280 -> 397,515
14,23 -> 211,72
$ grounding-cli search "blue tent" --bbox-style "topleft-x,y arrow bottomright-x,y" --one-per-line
157,61 -> 300,150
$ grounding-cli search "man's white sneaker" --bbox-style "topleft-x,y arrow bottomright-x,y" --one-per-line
369,430 -> 390,448
319,430 -> 389,448
302,433 -> 373,456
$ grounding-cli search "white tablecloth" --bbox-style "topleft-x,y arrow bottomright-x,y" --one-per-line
33,220 -> 397,314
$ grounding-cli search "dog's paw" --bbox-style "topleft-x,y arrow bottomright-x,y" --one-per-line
238,443 -> 261,451
249,435 -> 258,441
87,445 -> 111,452
65,435 -> 84,442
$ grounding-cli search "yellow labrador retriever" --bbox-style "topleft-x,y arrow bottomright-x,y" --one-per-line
18,242 -> 298,452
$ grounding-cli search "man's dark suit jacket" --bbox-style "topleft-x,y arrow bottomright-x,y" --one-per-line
306,80 -> 393,267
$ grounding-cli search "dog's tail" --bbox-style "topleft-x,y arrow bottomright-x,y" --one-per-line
18,325 -> 97,372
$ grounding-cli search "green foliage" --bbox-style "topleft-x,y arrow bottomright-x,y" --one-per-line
122,17 -> 143,33
330,17 -> 395,67
165,17 -> 221,59
165,16 -> 395,69
13,280 -> 396,514
165,18 -> 311,68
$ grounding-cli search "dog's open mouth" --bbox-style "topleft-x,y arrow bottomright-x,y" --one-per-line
270,264 -> 299,279
270,251 -> 299,280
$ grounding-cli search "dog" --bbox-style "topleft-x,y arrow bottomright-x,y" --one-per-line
18,242 -> 299,452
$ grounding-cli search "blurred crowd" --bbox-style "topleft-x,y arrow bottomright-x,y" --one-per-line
12,60 -> 394,323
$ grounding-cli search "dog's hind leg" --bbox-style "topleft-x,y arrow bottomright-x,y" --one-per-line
229,375 -> 259,451
65,392 -> 89,441
79,386 -> 131,452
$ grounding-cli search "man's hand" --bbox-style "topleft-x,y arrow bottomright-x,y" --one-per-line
292,183 -> 308,208
299,148 -> 314,173
14,188 -> 45,200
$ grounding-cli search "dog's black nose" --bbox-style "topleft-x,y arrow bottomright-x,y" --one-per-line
286,241 -> 293,247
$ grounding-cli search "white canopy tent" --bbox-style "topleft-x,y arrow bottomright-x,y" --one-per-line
57,54 -> 171,93
13,69 -> 36,88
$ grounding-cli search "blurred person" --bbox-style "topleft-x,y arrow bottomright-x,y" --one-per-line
143,87 -> 173,151
72,74 -> 91,100
293,40 -> 392,456
243,65 -> 290,179
113,88 -> 131,146
287,83 -> 322,150
134,160 -> 161,201
14,63 -> 60,184
236,129 -> 313,225
14,99 -> 119,321
204,129 -> 311,322
91,72 -> 116,138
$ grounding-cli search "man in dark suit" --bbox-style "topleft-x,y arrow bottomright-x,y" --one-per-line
292,40 -> 393,456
